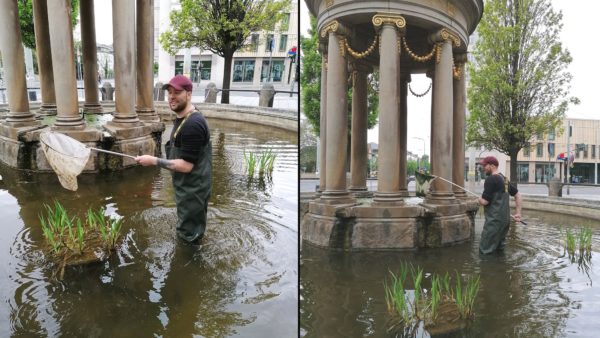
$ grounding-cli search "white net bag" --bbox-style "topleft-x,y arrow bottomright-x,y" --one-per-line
39,131 -> 91,191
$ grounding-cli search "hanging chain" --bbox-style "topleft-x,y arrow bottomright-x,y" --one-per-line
409,82 -> 432,97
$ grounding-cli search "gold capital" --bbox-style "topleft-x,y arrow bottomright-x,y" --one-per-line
440,28 -> 461,47
372,14 -> 406,29
320,20 -> 339,38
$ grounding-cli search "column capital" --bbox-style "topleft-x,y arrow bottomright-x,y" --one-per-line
372,13 -> 406,31
320,20 -> 350,39
429,28 -> 461,47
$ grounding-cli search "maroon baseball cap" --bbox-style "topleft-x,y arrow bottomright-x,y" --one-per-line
161,75 -> 193,92
479,156 -> 499,167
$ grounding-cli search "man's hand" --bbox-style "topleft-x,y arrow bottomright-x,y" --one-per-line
511,213 -> 522,223
135,155 -> 157,167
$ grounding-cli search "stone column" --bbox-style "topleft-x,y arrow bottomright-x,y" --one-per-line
349,62 -> 369,194
32,0 -> 57,116
427,29 -> 460,202
108,0 -> 140,126
399,74 -> 410,196
372,14 -> 405,205
80,0 -> 102,113
47,0 -> 85,129
319,21 -> 353,204
318,45 -> 328,195
0,0 -> 37,127
453,53 -> 468,198
136,0 -> 159,122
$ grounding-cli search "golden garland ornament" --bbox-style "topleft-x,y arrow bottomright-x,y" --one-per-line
402,37 -> 437,63
343,35 -> 378,59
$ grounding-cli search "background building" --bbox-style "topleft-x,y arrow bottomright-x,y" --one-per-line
156,0 -> 299,89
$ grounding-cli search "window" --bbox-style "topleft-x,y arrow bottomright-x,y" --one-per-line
547,143 -> 555,157
536,143 -> 543,157
280,13 -> 290,31
536,132 -> 544,140
584,144 -> 589,158
232,60 -> 255,82
261,60 -> 285,82
548,129 -> 555,141
592,145 -> 596,159
279,35 -> 288,52
265,34 -> 274,52
199,61 -> 211,80
250,34 -> 259,52
523,143 -> 530,157
174,61 -> 184,75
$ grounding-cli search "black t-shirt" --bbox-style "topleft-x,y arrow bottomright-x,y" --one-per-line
171,111 -> 210,164
481,174 -> 518,202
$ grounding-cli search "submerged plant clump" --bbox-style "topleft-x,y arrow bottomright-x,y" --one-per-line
244,148 -> 277,180
562,226 -> 593,260
39,201 -> 123,278
384,262 -> 480,336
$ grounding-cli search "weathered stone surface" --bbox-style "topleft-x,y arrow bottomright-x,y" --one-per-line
352,218 -> 418,250
302,198 -> 476,250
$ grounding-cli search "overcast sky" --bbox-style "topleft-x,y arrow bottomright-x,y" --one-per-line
93,1 -> 598,154
300,0 -> 599,153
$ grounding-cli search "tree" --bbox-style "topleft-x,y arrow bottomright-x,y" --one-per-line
300,119 -> 317,173
160,0 -> 290,104
466,0 -> 577,186
18,0 -> 80,50
301,15 -> 379,135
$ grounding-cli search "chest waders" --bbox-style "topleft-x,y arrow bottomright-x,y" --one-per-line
166,111 -> 212,242
479,175 -> 510,254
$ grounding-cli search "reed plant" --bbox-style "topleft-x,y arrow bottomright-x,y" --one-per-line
384,264 -> 481,332
243,150 -> 257,178
564,228 -> 576,254
257,149 -> 277,178
577,227 -> 592,253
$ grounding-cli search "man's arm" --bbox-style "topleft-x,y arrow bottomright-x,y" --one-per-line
478,196 -> 489,206
511,191 -> 522,222
135,155 -> 194,173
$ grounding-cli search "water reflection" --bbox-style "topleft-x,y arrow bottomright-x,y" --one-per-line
0,118 -> 297,337
301,210 -> 599,337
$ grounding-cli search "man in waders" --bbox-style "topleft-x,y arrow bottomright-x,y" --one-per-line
136,75 -> 212,244
477,156 -> 523,254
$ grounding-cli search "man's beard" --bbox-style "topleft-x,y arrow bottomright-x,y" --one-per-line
171,101 -> 186,113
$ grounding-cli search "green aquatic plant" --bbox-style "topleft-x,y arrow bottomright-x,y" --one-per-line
40,202 -> 124,265
385,269 -> 411,324
243,150 -> 257,177
564,228 -> 576,254
384,264 -> 481,334
577,227 -> 592,252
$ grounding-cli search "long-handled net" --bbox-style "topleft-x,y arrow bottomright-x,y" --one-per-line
39,131 -> 135,191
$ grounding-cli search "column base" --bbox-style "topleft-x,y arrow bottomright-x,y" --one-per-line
319,189 -> 356,205
5,111 -> 39,127
373,191 -> 405,206
83,103 -> 103,114
54,115 -> 86,129
38,104 -> 57,116
136,108 -> 160,122
424,191 -> 456,205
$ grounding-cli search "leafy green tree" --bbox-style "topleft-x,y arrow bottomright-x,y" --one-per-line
18,0 -> 80,50
301,15 -> 379,136
160,0 -> 290,104
466,0 -> 577,185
